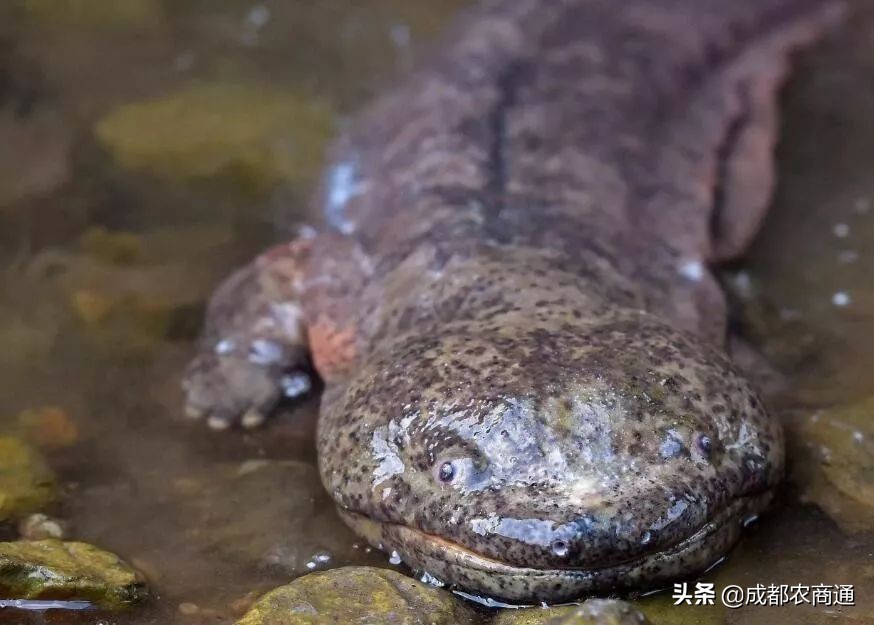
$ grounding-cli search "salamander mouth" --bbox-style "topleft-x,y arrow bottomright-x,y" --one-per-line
337,491 -> 773,603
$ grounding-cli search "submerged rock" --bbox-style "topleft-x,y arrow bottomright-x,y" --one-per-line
793,396 -> 874,533
71,288 -> 177,341
24,0 -> 162,29
0,110 -> 72,210
234,566 -> 476,625
0,437 -> 55,522
635,592 -> 725,625
78,226 -> 146,266
0,312 -> 59,366
180,460 -> 334,568
17,406 -> 79,451
95,83 -> 334,194
13,223 -> 242,358
0,539 -> 147,610
492,599 -> 651,625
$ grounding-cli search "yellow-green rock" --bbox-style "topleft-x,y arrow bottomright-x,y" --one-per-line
24,0 -> 162,29
792,396 -> 874,533
95,83 -> 334,194
0,437 -> 55,522
636,592 -> 726,625
234,567 -> 476,625
0,540 -> 147,610
492,599 -> 651,625
79,227 -> 145,266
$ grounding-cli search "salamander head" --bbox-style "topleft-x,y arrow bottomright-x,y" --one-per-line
318,311 -> 782,603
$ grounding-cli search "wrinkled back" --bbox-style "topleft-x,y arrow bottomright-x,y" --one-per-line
312,0 -> 842,343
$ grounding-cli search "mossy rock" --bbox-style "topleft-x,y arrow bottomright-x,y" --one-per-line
0,437 -> 56,522
95,83 -> 334,195
635,592 -> 726,625
792,396 -> 874,533
0,540 -> 147,610
492,599 -> 651,624
235,566 -> 476,625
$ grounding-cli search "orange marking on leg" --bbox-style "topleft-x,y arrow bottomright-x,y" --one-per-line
307,315 -> 358,379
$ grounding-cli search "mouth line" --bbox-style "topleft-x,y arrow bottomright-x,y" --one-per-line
340,495 -> 756,575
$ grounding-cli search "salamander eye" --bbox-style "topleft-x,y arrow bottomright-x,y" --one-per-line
436,461 -> 457,484
696,434 -> 714,457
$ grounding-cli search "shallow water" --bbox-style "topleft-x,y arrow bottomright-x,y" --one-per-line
0,1 -> 871,624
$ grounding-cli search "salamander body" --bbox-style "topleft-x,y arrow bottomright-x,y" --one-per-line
183,0 -> 842,603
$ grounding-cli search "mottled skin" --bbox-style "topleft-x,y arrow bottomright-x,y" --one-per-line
182,0 -> 842,604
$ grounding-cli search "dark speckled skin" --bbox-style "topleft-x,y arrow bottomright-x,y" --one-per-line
182,0 -> 842,604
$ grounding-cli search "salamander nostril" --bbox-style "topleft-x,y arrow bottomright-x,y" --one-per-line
551,540 -> 569,557
697,434 -> 713,456
659,433 -> 685,459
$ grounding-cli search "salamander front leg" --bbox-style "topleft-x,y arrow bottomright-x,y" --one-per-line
182,241 -> 314,430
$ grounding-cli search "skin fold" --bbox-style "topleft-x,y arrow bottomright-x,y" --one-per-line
182,0 -> 844,604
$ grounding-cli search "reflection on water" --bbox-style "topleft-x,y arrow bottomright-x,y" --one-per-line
0,0 -> 871,624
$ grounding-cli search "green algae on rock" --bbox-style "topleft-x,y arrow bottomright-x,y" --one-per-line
0,539 -> 147,610
793,396 -> 874,533
0,437 -> 55,522
635,592 -> 725,625
95,84 -> 335,194
492,599 -> 651,625
234,566 -> 476,625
